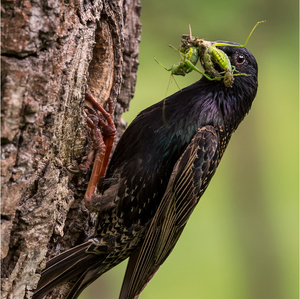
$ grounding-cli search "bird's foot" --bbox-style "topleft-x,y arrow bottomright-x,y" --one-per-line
80,92 -> 116,210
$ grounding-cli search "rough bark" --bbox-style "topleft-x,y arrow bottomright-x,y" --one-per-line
1,0 -> 142,298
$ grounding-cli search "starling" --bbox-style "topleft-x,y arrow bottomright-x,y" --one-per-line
33,43 -> 258,299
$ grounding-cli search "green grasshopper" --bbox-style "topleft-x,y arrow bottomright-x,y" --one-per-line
195,21 -> 265,87
154,43 -> 239,86
154,44 -> 214,80
154,25 -> 225,82
154,39 -> 243,86
155,21 -> 265,87
196,39 -> 245,87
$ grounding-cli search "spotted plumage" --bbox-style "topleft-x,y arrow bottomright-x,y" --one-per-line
33,43 -> 258,299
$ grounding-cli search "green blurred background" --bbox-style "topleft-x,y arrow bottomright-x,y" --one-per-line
81,0 -> 299,298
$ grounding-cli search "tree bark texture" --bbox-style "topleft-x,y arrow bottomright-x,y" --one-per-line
1,1 -> 142,298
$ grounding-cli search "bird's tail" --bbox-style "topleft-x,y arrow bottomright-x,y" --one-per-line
33,239 -> 108,299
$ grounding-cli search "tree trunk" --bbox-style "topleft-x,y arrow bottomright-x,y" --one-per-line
1,1 -> 142,298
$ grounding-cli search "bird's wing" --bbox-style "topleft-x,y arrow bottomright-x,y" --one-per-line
119,125 -> 220,299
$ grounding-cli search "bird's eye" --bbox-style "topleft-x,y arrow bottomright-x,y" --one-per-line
237,54 -> 245,64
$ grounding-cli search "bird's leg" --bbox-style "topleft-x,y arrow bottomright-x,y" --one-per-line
82,93 -> 116,210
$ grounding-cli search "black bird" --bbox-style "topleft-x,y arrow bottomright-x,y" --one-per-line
33,43 -> 258,299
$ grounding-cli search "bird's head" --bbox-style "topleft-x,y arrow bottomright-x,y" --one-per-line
214,41 -> 258,89
214,41 -> 258,81
200,42 -> 259,130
